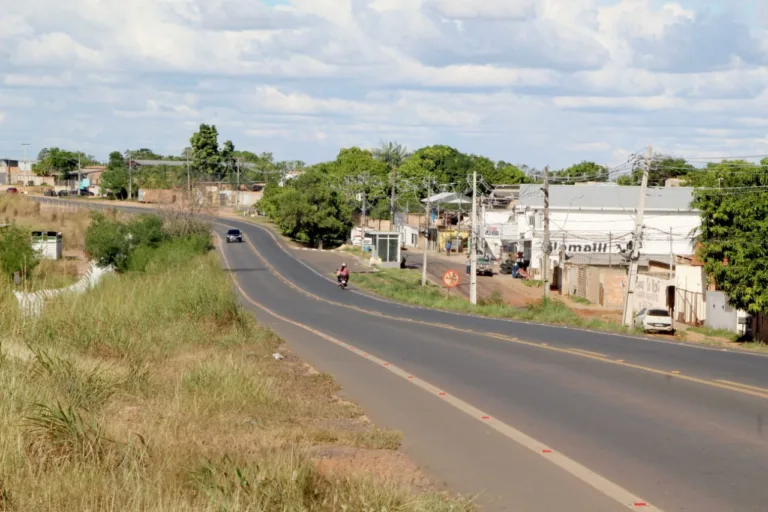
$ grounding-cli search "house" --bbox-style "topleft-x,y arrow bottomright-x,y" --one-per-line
79,165 -> 106,186
514,183 -> 700,280
674,253 -> 707,326
0,159 -> 19,185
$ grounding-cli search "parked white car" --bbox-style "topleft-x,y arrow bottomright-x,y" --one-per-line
635,308 -> 674,334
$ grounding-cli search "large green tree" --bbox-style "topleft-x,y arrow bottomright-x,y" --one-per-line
189,124 -> 235,177
33,148 -> 95,179
616,156 -> 695,186
553,161 -> 609,184
260,170 -> 353,249
692,159 -> 768,313
100,151 -> 129,198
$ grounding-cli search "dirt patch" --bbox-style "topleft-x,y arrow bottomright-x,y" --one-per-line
309,445 -> 433,492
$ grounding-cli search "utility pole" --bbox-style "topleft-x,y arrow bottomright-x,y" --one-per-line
127,150 -> 132,201
542,165 -> 550,300
186,149 -> 191,193
622,146 -> 652,326
470,170 -> 478,304
421,182 -> 432,287
360,194 -> 367,229
236,159 -> 241,210
669,226 -> 674,281
390,166 -> 397,233
20,143 -> 29,185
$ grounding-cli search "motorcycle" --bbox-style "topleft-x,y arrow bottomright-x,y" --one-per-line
338,275 -> 348,290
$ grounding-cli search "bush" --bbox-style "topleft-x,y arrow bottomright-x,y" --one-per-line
127,235 -> 211,272
85,212 -> 210,272
85,213 -> 130,270
0,224 -> 40,279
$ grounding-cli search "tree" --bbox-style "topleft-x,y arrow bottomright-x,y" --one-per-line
33,148 -> 82,179
616,156 -> 695,186
189,124 -> 235,177
101,151 -> 129,198
692,159 -> 768,314
398,145 -> 472,186
260,170 -> 353,249
0,224 -> 39,279
553,161 -> 609,184
374,141 -> 410,170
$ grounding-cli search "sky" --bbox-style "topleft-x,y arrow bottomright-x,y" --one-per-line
0,0 -> 766,169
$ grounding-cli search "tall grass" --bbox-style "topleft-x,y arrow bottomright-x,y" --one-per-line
0,249 -> 473,511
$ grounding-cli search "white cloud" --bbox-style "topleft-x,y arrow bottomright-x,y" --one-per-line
0,111 -> 5,125
0,0 -> 766,168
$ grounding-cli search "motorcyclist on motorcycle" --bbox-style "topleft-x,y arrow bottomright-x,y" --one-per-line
337,263 -> 350,284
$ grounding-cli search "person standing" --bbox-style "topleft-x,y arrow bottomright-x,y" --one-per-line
445,239 -> 452,256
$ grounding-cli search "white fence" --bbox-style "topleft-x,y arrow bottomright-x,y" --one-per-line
13,262 -> 114,317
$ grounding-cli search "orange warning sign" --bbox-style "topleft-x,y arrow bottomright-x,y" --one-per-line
442,270 -> 460,288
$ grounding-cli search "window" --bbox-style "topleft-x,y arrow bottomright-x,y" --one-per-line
648,309 -> 669,317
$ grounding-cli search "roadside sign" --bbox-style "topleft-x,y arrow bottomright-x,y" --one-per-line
442,270 -> 460,288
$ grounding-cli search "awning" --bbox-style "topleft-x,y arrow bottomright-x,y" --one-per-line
421,192 -> 472,205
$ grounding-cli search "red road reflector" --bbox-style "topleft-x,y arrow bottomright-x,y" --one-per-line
438,392 -> 446,396
481,416 -> 490,420
541,449 -> 552,453
407,376 -> 414,379
633,502 -> 648,507
383,363 -> 390,366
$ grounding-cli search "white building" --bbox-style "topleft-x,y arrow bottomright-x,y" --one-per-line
514,183 -> 700,278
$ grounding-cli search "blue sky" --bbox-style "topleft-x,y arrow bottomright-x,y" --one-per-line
0,0 -> 766,169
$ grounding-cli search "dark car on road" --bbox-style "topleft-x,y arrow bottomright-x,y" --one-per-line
6,187 -> 18,194
226,229 -> 243,243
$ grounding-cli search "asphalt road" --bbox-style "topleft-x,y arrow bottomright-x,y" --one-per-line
34,198 -> 768,511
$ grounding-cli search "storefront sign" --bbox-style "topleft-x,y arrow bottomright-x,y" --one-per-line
552,240 -> 629,254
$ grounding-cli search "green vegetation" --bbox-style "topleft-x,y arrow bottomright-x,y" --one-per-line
33,147 -> 97,180
0,234 -> 472,510
351,268 -> 628,332
691,158 -> 768,315
0,224 -> 39,279
522,279 -> 544,288
570,295 -> 592,305
85,212 -> 211,272
260,171 -> 354,249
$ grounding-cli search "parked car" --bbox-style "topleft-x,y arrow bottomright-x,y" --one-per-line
57,190 -> 69,197
635,308 -> 674,334
476,257 -> 493,276
226,229 -> 243,243
44,189 -> 57,197
6,187 -> 18,194
79,189 -> 95,196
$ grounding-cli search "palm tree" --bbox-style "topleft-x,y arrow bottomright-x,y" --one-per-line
373,141 -> 411,226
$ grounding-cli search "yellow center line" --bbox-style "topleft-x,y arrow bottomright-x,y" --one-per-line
217,219 -> 768,403
569,348 -> 610,358
715,380 -> 768,394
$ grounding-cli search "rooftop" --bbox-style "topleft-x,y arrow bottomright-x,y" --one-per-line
518,184 -> 695,211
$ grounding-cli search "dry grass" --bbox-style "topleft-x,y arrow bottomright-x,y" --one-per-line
0,195 -> 98,252
0,250 -> 474,511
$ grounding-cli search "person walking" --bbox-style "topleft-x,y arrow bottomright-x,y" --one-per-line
445,239 -> 452,256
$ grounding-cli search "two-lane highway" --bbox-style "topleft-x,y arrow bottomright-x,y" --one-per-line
218,216 -> 768,512
32,198 -> 768,510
